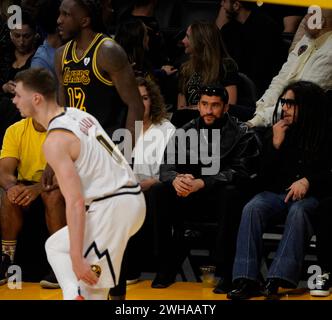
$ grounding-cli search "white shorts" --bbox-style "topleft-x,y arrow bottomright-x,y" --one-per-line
46,192 -> 146,289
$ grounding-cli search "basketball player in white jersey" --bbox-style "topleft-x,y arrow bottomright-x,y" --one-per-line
12,68 -> 146,300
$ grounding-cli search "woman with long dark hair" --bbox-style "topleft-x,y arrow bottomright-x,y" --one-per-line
178,20 -> 238,109
115,20 -> 150,78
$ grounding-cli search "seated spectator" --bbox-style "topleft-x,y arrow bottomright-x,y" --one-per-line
118,0 -> 169,69
178,21 -> 238,109
126,77 -> 175,283
228,81 -> 332,300
218,0 -> 287,97
114,19 -> 153,79
0,117 -> 66,288
31,0 -> 62,78
248,9 -> 332,128
0,1 -> 12,55
115,19 -> 177,104
132,77 -> 176,189
149,84 -> 260,290
0,11 -> 38,147
216,0 -> 305,33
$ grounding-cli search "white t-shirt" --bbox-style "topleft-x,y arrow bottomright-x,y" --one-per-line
132,119 -> 175,182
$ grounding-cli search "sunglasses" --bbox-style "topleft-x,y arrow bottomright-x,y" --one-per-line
280,98 -> 297,108
200,86 -> 229,102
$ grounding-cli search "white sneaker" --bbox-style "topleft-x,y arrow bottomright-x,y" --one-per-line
310,273 -> 331,297
126,278 -> 139,285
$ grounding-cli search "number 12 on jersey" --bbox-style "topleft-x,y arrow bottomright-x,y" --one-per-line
67,87 -> 87,112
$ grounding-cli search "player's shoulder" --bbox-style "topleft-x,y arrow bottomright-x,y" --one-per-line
47,110 -> 79,141
50,107 -> 98,129
48,107 -> 73,130
98,35 -> 126,58
55,42 -> 69,57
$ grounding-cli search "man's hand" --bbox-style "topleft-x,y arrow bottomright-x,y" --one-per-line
42,165 -> 58,192
71,256 -> 99,286
2,80 -> 16,94
186,179 -> 205,194
273,119 -> 289,149
284,178 -> 310,203
7,183 -> 41,206
172,174 -> 194,197
172,174 -> 204,197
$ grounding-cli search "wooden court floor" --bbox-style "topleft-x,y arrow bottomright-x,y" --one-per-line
0,280 -> 331,300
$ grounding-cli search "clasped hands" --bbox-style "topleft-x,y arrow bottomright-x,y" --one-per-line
172,174 -> 204,197
6,183 -> 41,207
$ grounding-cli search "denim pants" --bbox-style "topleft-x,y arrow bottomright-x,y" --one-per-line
232,191 -> 318,286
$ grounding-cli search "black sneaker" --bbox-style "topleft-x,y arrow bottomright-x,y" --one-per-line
151,272 -> 176,289
227,279 -> 264,300
0,254 -> 12,286
264,278 -> 280,300
40,269 -> 60,289
310,273 -> 331,297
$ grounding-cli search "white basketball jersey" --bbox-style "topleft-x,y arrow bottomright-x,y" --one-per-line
48,107 -> 139,205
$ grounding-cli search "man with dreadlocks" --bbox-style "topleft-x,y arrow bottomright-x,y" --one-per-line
228,81 -> 332,300
56,0 -> 144,142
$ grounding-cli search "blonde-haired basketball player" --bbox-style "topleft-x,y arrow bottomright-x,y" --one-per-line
13,68 -> 146,300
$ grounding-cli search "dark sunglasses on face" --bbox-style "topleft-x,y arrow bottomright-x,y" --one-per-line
280,98 -> 297,108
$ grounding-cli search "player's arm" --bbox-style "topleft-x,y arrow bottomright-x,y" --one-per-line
98,40 -> 144,147
55,46 -> 66,106
43,131 -> 98,285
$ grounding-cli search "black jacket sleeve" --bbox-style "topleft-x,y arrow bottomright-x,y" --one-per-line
159,131 -> 179,184
200,130 -> 261,189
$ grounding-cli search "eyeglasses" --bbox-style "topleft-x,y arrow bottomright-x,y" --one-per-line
279,98 -> 297,109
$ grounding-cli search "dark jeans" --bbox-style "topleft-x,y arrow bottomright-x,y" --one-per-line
149,181 -> 255,280
233,191 -> 318,286
313,196 -> 332,273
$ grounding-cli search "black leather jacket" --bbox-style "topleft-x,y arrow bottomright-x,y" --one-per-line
160,113 -> 261,189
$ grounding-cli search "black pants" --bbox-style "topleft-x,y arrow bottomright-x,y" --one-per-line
313,196 -> 332,273
149,181 -> 256,280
